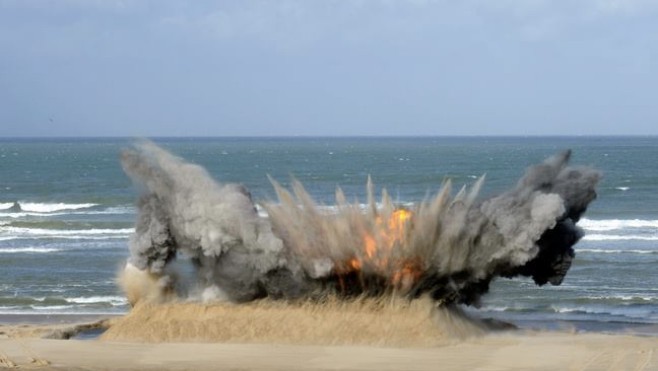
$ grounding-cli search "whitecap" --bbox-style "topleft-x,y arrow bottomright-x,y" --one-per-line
0,203 -> 14,210
582,234 -> 658,242
18,201 -> 98,213
84,206 -> 135,215
0,206 -> 134,219
478,305 -> 520,312
584,295 -> 654,302
0,308 -> 126,315
30,305 -> 79,311
1,226 -> 134,236
66,296 -> 128,305
18,202 -> 98,213
576,248 -> 657,254
0,226 -> 134,241
0,247 -> 62,254
549,305 -> 653,319
578,218 -> 658,231
0,235 -> 127,241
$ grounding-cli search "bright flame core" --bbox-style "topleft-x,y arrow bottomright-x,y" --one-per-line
344,209 -> 421,291
365,208 -> 412,258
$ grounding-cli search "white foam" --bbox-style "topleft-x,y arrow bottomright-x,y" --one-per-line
577,248 -> 657,254
0,212 -> 57,218
616,186 -> 630,191
585,295 -> 654,302
30,305 -> 79,311
0,308 -> 126,315
1,226 -> 134,236
578,218 -> 658,231
0,206 -> 135,219
478,305 -> 524,312
66,296 -> 128,305
0,247 -> 62,254
0,235 -> 127,241
549,305 -> 652,319
0,226 -> 133,241
551,306 -> 591,314
582,234 -> 658,241
87,206 -> 135,215
17,202 -> 98,213
0,203 -> 14,210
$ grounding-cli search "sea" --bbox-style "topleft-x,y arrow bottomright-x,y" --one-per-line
1,137 -> 657,333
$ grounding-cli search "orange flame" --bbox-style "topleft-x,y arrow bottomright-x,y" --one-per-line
364,234 -> 377,259
368,208 -> 412,259
343,208 -> 420,290
347,257 -> 362,271
391,259 -> 422,290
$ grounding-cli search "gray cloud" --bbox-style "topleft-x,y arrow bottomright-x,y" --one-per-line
1,0 -> 657,136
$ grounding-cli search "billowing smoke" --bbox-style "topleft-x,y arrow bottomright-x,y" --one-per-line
120,141 -> 600,307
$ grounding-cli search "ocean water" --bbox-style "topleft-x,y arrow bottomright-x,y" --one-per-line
1,137 -> 657,332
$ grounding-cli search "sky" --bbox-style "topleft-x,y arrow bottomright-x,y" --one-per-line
1,0 -> 657,137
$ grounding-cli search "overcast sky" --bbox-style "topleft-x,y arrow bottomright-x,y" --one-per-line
1,0 -> 657,137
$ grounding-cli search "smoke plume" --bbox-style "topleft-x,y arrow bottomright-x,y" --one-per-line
120,141 -> 600,307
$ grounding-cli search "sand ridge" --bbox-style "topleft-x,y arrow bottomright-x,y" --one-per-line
2,299 -> 657,370
101,296 -> 454,346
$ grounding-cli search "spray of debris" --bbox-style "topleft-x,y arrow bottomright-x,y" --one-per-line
120,141 -> 599,307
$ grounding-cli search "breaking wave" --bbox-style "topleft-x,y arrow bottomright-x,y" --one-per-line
576,248 -> 658,255
0,226 -> 133,241
0,204 -> 134,218
0,247 -> 62,254
0,203 -> 14,210
582,234 -> 658,242
66,296 -> 129,305
0,295 -> 130,314
578,218 -> 658,231
0,202 -> 98,213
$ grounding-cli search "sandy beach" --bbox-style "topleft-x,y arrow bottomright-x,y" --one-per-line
0,326 -> 657,370
2,302 -> 658,371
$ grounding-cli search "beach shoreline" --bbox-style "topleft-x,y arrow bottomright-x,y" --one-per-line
0,313 -> 120,325
470,314 -> 658,337
1,307 -> 658,370
3,311 -> 658,339
1,327 -> 657,370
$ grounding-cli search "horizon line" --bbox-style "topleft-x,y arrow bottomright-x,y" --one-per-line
1,134 -> 658,140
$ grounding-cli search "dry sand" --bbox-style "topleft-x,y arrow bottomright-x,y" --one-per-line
1,299 -> 657,370
1,331 -> 657,370
102,297 -> 451,346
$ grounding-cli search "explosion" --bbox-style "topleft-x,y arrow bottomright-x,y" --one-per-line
335,208 -> 420,293
119,141 -> 600,309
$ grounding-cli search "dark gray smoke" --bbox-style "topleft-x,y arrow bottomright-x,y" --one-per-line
120,141 -> 600,307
